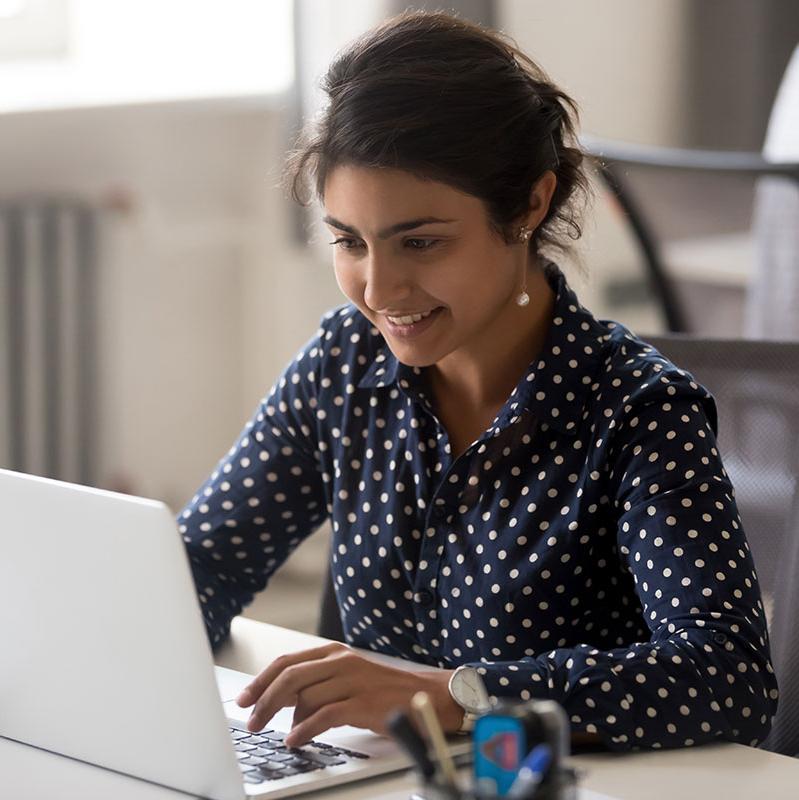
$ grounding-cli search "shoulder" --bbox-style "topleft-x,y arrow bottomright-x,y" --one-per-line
593,321 -> 718,436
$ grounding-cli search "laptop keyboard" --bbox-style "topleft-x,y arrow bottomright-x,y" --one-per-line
228,719 -> 370,785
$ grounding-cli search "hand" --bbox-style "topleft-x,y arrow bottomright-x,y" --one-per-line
235,641 -> 463,746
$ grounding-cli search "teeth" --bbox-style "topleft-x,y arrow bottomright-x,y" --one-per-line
387,309 -> 435,325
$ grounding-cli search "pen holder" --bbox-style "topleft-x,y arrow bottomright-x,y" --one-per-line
411,698 -> 577,800
409,763 -> 578,800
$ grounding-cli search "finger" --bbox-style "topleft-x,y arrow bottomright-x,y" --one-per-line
237,642 -> 347,707
247,657 -> 342,732
291,676 -> 351,728
285,699 -> 353,748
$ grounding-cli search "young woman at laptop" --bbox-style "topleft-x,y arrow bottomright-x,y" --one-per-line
179,12 -> 777,752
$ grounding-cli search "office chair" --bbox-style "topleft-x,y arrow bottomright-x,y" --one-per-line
582,45 -> 799,336
646,335 -> 799,757
317,565 -> 345,643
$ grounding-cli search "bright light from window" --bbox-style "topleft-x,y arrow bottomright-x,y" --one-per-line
0,0 -> 293,113
0,0 -> 27,19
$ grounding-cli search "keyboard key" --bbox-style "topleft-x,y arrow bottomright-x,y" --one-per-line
256,767 -> 283,781
341,748 -> 370,758
266,752 -> 294,762
293,762 -> 325,773
241,756 -> 268,767
304,752 -> 347,767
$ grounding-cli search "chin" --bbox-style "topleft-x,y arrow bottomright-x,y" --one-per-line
385,343 -> 442,369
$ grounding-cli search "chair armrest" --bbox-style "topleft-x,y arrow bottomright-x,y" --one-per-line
581,133 -> 799,182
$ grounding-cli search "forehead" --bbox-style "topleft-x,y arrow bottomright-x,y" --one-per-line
322,165 -> 486,227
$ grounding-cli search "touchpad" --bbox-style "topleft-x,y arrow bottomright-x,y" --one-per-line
214,665 -> 254,703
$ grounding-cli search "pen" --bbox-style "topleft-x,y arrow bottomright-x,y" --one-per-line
506,743 -> 552,799
386,709 -> 436,781
411,690 -> 460,790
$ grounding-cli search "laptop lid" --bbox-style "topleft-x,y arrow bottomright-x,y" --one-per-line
0,469 -> 244,800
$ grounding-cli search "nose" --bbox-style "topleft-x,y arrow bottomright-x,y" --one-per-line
362,249 -> 412,312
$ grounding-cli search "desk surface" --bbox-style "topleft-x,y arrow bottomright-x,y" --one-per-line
216,617 -> 799,800
2,617 -> 797,800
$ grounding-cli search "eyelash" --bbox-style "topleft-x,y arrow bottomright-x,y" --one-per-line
329,238 -> 441,252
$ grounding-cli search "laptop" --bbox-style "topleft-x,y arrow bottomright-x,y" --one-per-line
0,468 -> 471,799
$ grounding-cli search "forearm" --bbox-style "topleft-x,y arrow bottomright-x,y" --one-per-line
464,629 -> 776,750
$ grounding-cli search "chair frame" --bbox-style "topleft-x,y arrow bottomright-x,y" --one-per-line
581,133 -> 799,333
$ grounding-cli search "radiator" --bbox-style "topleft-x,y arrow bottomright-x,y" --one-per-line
1,197 -> 97,484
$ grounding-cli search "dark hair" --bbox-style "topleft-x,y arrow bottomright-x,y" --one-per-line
286,10 -> 589,259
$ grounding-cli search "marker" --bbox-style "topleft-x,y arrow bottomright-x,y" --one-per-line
411,691 -> 460,790
385,709 -> 436,781
506,743 -> 552,799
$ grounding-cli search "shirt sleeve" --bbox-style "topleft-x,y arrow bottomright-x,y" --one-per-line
178,331 -> 329,649
465,374 -> 778,750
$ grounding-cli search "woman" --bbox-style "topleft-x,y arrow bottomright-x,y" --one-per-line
180,11 -> 777,751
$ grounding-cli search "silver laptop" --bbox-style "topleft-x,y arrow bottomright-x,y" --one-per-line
0,468 -> 470,799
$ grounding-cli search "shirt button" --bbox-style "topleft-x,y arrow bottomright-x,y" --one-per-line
433,505 -> 447,520
415,590 -> 434,607
713,632 -> 728,645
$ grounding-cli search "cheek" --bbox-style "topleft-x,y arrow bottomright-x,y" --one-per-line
333,259 -> 363,303
443,250 -> 513,315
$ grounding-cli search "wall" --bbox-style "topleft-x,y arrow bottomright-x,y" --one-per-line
0,100 -> 342,512
499,0 -> 691,146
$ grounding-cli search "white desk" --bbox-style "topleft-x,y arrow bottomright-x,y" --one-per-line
216,618 -> 799,800
2,616 -> 797,799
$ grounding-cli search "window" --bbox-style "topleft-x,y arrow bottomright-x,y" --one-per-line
0,0 -> 293,113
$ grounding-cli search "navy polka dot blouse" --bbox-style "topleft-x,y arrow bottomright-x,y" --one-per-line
180,265 -> 777,750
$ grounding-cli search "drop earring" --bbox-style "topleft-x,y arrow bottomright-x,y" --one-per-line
516,226 -> 532,306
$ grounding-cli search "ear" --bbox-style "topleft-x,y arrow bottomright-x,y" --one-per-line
525,170 -> 558,232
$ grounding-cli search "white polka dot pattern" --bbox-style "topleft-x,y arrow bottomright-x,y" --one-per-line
180,266 -> 778,750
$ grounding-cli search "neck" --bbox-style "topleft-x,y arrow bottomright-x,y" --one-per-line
429,265 -> 555,411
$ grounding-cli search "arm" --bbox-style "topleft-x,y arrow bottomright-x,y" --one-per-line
179,334 -> 328,649
462,380 -> 778,750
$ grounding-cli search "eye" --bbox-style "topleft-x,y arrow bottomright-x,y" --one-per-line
404,238 -> 439,251
329,237 -> 364,251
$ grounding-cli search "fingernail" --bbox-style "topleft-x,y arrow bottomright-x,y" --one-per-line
236,691 -> 249,706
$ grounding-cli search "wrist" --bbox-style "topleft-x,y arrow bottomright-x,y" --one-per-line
418,670 -> 464,734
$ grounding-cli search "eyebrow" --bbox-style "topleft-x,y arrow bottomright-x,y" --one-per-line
322,215 -> 457,240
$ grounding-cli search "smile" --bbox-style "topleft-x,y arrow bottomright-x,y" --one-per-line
385,309 -> 435,325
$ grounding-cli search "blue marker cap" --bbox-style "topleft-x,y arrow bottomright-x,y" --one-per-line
506,743 -> 552,799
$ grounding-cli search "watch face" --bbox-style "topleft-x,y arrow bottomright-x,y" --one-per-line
451,667 -> 490,714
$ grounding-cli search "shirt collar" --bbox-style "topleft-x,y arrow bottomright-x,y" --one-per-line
357,264 -> 607,435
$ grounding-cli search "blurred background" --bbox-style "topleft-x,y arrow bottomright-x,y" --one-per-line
1,0 -> 797,631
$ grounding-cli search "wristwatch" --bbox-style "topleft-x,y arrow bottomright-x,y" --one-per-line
448,666 -> 492,734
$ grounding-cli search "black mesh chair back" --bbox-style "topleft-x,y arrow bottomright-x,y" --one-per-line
317,564 -> 344,643
647,335 -> 799,756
